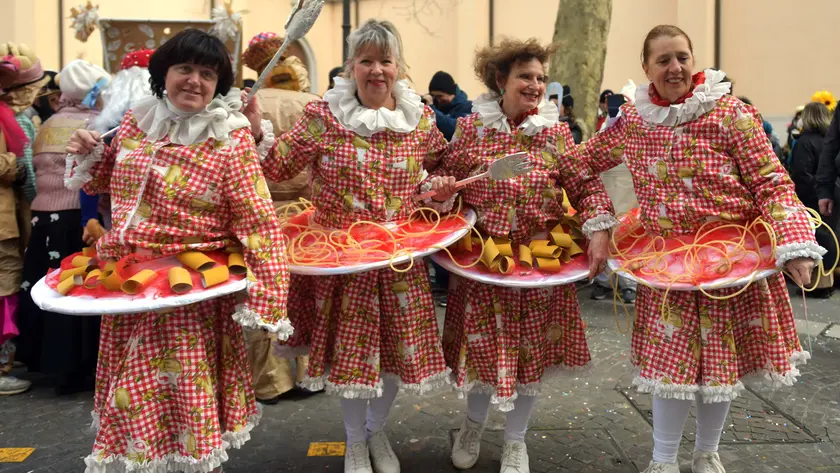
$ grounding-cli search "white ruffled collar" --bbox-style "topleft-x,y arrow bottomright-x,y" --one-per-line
471,92 -> 559,136
131,89 -> 251,145
324,77 -> 424,136
634,69 -> 731,126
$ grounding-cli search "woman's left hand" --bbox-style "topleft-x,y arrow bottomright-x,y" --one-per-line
241,89 -> 263,140
587,230 -> 610,279
785,257 -> 815,287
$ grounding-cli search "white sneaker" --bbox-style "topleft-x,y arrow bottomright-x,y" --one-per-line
0,375 -> 30,395
367,431 -> 400,473
500,440 -> 529,473
345,441 -> 373,473
642,461 -> 679,473
693,451 -> 725,473
451,417 -> 484,469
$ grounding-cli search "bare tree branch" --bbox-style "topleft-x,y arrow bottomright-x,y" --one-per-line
391,0 -> 458,36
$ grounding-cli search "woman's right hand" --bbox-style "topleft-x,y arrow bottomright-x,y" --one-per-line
241,88 -> 263,141
66,129 -> 101,155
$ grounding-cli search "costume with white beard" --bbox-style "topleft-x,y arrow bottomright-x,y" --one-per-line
89,66 -> 152,133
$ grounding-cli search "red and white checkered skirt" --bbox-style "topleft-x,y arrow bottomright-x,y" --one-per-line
85,296 -> 260,473
631,273 -> 808,403
443,276 -> 591,411
289,264 -> 450,399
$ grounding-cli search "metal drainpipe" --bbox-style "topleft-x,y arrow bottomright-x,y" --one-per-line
714,0 -> 721,69
489,0 -> 494,45
342,0 -> 351,63
58,0 -> 65,68
355,0 -> 360,28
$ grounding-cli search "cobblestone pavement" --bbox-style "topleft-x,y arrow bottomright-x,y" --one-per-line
2,285 -> 839,473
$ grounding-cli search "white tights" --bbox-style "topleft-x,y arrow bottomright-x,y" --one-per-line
340,377 -> 400,444
466,392 -> 538,442
651,395 -> 731,464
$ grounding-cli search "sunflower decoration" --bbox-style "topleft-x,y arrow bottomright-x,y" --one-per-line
811,90 -> 837,111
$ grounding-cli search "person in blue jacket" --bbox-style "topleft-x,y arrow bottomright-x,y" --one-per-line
423,71 -> 472,141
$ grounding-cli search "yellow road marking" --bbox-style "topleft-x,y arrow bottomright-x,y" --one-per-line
307,442 -> 346,457
0,448 -> 35,462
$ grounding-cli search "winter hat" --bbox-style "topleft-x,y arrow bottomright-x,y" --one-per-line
429,71 -> 456,95
562,94 -> 574,109
0,43 -> 45,90
58,59 -> 110,103
120,49 -> 154,70
546,82 -> 563,100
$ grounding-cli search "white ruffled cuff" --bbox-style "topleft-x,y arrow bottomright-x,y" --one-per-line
232,303 -> 294,341
775,241 -> 826,268
256,119 -> 276,162
64,142 -> 104,191
581,214 -> 620,239
420,177 -> 457,213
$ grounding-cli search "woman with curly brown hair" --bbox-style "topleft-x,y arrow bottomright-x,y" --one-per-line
428,38 -> 616,473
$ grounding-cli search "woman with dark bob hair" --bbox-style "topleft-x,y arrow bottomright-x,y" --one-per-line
428,38 -> 615,473
65,28 -> 290,473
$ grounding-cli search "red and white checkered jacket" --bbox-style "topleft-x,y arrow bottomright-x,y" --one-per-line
430,112 -> 616,240
581,94 -> 824,267
67,111 -> 292,337
261,100 -> 449,228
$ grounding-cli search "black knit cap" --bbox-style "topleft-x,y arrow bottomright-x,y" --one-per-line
428,71 -> 457,95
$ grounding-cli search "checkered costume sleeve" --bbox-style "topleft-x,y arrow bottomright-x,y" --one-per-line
66,112 -> 133,193
224,128 -> 292,338
552,123 -> 618,238
261,102 -> 321,183
726,103 -> 825,267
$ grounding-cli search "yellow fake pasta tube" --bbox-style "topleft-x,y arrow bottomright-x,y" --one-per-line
497,256 -> 515,275
201,265 -> 230,288
103,259 -> 117,273
481,238 -> 501,269
227,253 -> 247,276
168,267 -> 193,294
550,232 -> 573,249
532,244 -> 562,259
84,269 -> 102,288
60,265 -> 88,282
559,250 -> 572,263
494,240 -> 513,257
536,258 -> 563,272
528,239 -> 551,251
71,255 -> 98,271
121,269 -> 158,295
563,214 -> 581,226
176,251 -> 216,272
567,241 -> 584,257
100,270 -> 123,291
57,274 -> 83,295
457,234 -> 473,252
518,245 -> 533,270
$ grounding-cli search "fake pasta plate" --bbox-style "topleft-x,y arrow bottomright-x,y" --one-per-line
606,209 -> 779,291
31,251 -> 248,316
282,208 -> 476,276
431,249 -> 589,288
